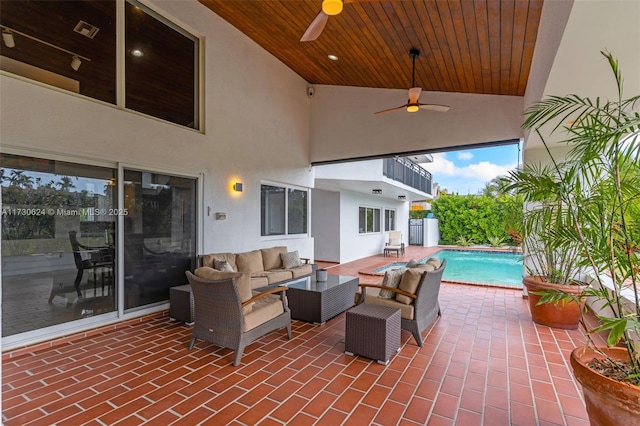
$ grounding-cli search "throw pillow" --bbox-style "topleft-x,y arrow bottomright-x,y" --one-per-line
396,269 -> 423,304
214,259 -> 234,272
426,257 -> 441,269
406,258 -> 419,268
281,250 -> 302,269
414,262 -> 435,272
379,268 -> 406,299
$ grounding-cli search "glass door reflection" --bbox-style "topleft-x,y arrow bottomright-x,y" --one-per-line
123,170 -> 196,310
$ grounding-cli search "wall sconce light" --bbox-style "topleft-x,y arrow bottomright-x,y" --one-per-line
372,189 -> 382,195
2,30 -> 15,48
233,182 -> 243,192
398,195 -> 406,200
70,56 -> 82,71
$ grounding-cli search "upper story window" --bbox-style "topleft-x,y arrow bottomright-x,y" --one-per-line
0,0 -> 200,130
261,184 -> 308,237
384,209 -> 396,232
359,206 -> 380,234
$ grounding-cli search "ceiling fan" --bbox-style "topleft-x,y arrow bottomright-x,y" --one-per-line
374,48 -> 450,115
301,0 -> 353,42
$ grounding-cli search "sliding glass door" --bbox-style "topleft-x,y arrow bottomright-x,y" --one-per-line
1,154 -> 117,336
122,170 -> 196,311
1,155 -> 198,342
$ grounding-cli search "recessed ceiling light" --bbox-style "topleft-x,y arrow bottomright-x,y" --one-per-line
327,54 -> 338,61
131,49 -> 144,57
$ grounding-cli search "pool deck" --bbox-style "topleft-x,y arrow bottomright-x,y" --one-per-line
325,245 -> 523,290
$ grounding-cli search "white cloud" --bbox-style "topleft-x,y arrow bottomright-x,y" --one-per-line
457,152 -> 474,160
421,153 -> 456,175
419,154 -> 517,194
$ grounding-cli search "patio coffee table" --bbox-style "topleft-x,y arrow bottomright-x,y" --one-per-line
281,274 -> 359,325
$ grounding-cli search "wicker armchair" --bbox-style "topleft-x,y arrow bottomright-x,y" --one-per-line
185,271 -> 292,366
356,259 -> 446,347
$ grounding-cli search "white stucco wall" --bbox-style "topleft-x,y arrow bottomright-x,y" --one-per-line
310,85 -> 524,163
0,0 -> 314,258
337,189 -> 409,264
524,0 -> 640,151
311,189 -> 341,262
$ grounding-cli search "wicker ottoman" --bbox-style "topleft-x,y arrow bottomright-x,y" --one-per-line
170,284 -> 194,324
345,304 -> 401,365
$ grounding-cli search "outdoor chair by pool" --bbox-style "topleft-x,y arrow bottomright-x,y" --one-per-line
384,230 -> 405,257
185,270 -> 291,366
356,259 -> 446,346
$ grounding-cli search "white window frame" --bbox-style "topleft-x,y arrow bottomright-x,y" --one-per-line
359,206 -> 381,234
384,208 -> 396,232
260,181 -> 309,239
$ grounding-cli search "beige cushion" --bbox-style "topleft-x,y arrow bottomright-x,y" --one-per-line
288,263 -> 313,278
361,294 -> 414,320
244,294 -> 285,331
201,253 -> 237,271
281,250 -> 303,269
194,267 -> 252,314
237,250 -> 264,273
388,231 -> 402,246
249,276 -> 269,290
261,246 -> 287,270
379,268 -> 406,298
265,269 -> 293,284
426,257 -> 441,269
396,269 -> 423,304
414,262 -> 435,272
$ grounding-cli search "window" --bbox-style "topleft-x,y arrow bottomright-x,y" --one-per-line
125,1 -> 200,128
261,184 -> 308,236
384,209 -> 396,232
359,207 -> 381,234
0,0 -> 200,129
287,188 -> 308,235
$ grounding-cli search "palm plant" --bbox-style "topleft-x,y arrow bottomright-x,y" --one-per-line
506,51 -> 640,385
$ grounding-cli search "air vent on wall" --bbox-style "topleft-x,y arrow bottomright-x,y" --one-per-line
73,21 -> 100,39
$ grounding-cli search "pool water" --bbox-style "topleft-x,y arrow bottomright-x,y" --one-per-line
374,249 -> 524,288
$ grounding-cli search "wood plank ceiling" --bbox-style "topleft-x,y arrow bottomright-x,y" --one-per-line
199,0 -> 544,96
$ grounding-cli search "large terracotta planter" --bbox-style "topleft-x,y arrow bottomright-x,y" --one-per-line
571,346 -> 640,425
522,276 -> 585,329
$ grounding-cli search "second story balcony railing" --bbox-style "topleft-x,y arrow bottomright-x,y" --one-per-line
383,157 -> 432,195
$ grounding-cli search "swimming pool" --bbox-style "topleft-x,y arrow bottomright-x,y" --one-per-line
374,249 -> 524,288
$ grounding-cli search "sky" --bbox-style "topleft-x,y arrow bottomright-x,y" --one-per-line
419,142 -> 522,195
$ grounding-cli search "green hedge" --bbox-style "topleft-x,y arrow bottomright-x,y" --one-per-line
430,194 -> 522,245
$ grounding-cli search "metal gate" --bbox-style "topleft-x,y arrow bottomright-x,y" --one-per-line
409,219 -> 423,245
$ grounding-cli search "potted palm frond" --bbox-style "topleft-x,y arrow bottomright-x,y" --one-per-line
516,191 -> 586,329
506,51 -> 639,425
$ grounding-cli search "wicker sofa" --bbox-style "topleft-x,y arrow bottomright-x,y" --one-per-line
198,246 -> 314,290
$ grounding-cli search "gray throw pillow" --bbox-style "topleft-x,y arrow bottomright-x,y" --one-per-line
214,259 -> 234,272
379,268 -> 407,298
406,258 -> 419,268
281,250 -> 302,269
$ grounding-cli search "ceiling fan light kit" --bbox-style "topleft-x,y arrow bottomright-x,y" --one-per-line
374,48 -> 450,115
322,0 -> 343,16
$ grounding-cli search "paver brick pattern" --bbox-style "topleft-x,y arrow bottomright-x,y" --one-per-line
3,247 -> 599,425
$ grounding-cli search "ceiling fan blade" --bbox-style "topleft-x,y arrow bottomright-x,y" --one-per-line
418,103 -> 450,112
374,105 -> 408,115
408,87 -> 422,103
301,11 -> 329,42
